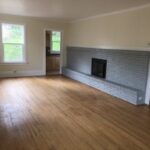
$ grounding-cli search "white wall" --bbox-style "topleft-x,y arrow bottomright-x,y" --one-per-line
0,14 -> 68,77
1,6 -> 150,78
66,6 -> 150,51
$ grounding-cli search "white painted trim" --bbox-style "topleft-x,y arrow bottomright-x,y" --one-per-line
72,3 -> 150,23
0,70 -> 45,78
0,24 -> 3,63
60,30 -> 64,74
145,59 -> 150,105
43,28 -> 64,75
0,22 -> 28,63
67,45 -> 150,52
0,62 -> 28,65
43,29 -> 46,75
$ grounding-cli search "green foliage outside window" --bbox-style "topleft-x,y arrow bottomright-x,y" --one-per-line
51,31 -> 61,53
2,24 -> 24,62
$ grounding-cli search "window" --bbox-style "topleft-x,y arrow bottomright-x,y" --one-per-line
0,23 -> 25,63
51,31 -> 61,54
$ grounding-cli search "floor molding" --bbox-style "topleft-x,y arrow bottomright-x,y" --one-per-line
0,70 -> 45,78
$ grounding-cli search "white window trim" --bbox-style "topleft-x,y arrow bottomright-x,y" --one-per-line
51,31 -> 61,54
0,22 -> 27,65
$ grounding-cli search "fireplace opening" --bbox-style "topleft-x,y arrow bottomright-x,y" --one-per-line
91,58 -> 107,79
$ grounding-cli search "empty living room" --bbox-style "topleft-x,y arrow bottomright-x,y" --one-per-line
0,0 -> 150,150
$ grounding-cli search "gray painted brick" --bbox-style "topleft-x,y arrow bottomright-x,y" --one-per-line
62,67 -> 138,105
64,47 -> 150,105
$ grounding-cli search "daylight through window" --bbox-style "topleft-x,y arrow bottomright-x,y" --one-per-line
1,23 -> 25,63
51,31 -> 61,54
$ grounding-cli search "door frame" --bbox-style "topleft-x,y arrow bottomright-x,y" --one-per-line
43,28 -> 64,75
145,59 -> 150,105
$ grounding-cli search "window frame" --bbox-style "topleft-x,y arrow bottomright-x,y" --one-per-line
0,22 -> 27,64
51,31 -> 61,54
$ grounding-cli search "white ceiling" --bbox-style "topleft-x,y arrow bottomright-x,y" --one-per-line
0,0 -> 150,22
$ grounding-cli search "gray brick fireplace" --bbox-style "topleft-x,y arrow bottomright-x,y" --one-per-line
62,47 -> 150,105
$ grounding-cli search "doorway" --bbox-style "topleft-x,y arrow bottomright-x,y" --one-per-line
145,59 -> 150,105
45,30 -> 61,75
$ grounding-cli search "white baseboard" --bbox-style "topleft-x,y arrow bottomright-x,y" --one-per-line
0,70 -> 45,78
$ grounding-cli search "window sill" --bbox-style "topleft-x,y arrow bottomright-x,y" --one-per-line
0,62 -> 28,65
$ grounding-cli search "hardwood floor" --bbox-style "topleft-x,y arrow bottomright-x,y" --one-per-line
0,75 -> 150,150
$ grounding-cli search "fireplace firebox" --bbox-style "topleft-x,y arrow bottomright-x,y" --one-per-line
91,58 -> 107,79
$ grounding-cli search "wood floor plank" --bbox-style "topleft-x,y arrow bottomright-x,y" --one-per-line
0,75 -> 150,150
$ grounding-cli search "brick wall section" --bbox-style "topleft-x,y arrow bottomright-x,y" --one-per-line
62,67 -> 140,105
64,47 -> 150,104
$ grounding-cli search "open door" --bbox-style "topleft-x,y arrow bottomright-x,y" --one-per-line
45,30 -> 61,75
